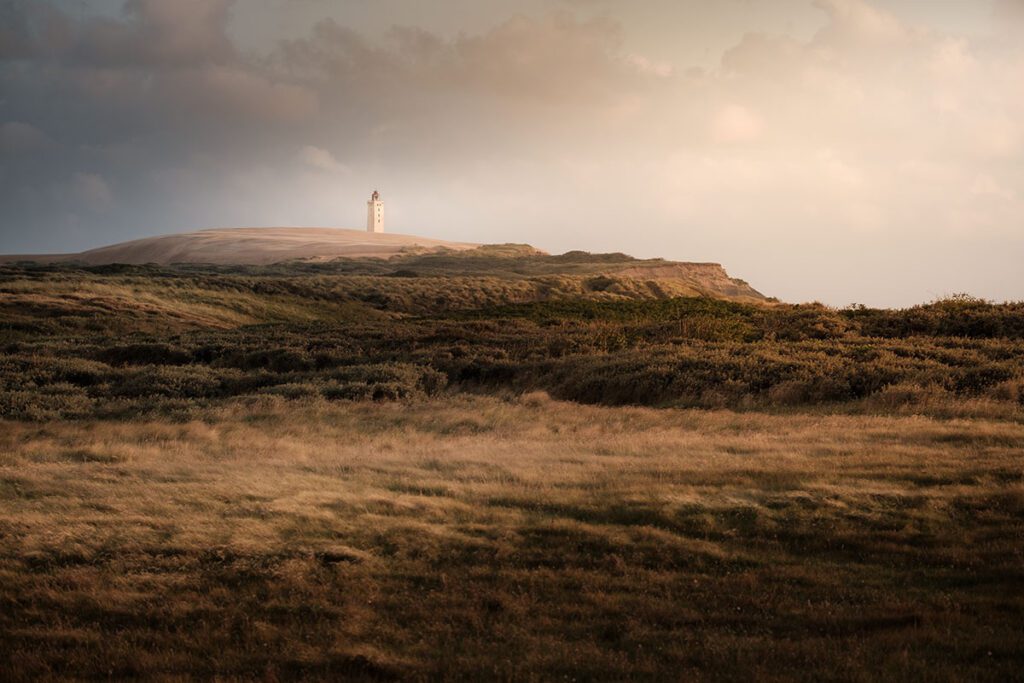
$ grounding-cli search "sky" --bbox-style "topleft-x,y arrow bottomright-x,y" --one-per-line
1,0 -> 1022,306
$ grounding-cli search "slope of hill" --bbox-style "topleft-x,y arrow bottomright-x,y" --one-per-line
2,228 -> 480,266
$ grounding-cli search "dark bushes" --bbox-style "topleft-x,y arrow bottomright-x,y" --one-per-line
222,349 -> 314,372
1,258 -> 1022,419
108,366 -> 226,399
97,343 -> 192,366
844,297 -> 1024,339
437,339 -> 1021,410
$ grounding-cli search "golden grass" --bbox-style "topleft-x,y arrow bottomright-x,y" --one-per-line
0,278 -> 383,330
2,395 -> 1023,679
0,265 -> 758,336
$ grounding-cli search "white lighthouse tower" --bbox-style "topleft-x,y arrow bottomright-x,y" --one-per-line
367,190 -> 384,233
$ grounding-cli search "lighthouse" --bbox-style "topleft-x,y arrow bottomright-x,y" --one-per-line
367,190 -> 384,233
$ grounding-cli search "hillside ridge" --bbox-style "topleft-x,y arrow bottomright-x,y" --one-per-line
1,227 -> 480,266
0,227 -> 766,302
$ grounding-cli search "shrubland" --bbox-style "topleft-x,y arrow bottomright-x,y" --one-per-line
1,256 -> 1023,680
1,262 -> 1022,420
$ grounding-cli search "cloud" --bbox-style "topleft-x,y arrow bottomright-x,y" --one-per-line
0,0 -> 235,66
46,0 -> 237,67
0,121 -> 52,152
970,174 -> 1015,201
70,172 -> 113,210
994,0 -> 1024,25
0,0 -> 317,145
298,145 -> 350,174
811,0 -> 909,48
711,105 -> 764,144
160,67 -> 319,123
625,54 -> 674,78
122,0 -> 235,64
721,33 -> 806,78
282,12 -> 639,105
928,38 -> 976,80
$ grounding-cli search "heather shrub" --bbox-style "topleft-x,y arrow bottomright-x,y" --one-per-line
259,382 -> 321,399
988,379 -> 1024,404
767,380 -> 813,406
97,343 -> 192,366
700,379 -> 751,408
222,348 -> 314,372
0,355 -> 110,390
845,297 -> 1024,339
866,382 -> 947,410
322,381 -> 410,401
109,365 -> 225,399
518,390 -> 552,407
0,384 -> 93,420
216,369 -> 282,395
315,364 -> 449,402
2,260 -> 1022,418
50,358 -> 111,387
949,363 -> 1015,395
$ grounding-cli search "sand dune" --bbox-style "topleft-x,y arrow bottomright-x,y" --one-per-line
2,228 -> 480,266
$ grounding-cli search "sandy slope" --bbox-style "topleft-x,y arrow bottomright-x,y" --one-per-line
1,228 -> 479,266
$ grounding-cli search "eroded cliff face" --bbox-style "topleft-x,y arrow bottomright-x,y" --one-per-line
611,263 -> 766,302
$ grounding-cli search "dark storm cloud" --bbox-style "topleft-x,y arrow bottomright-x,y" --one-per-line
0,0 -> 233,65
0,0 -> 651,252
2,0 -> 315,133
0,0 -> 326,250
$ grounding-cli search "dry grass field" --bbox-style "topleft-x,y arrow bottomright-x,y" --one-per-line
2,395 -> 1023,680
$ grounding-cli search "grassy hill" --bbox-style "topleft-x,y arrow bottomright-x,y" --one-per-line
0,247 -> 766,335
0,227 -> 481,265
0,227 -> 764,307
